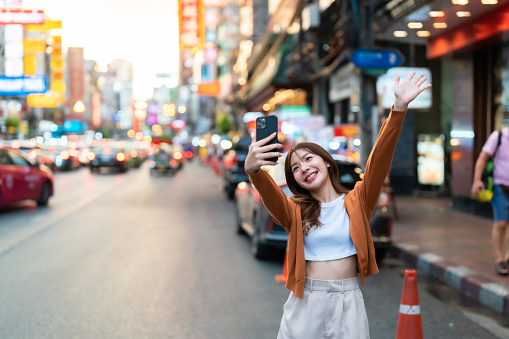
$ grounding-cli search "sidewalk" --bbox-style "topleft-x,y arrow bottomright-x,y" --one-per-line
391,195 -> 509,316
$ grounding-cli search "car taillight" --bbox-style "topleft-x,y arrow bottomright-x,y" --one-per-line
387,219 -> 392,235
267,217 -> 274,233
88,152 -> 96,160
102,147 -> 112,155
174,151 -> 183,160
377,192 -> 390,208
185,151 -> 193,158
232,155 -> 239,168
28,150 -> 37,159
116,153 -> 126,161
130,150 -> 138,158
60,151 -> 70,160
170,159 -> 177,167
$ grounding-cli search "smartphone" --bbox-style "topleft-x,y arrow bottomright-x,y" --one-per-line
256,115 -> 282,162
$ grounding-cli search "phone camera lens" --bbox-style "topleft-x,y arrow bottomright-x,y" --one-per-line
257,119 -> 266,129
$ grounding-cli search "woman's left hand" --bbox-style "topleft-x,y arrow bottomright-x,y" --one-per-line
392,72 -> 432,111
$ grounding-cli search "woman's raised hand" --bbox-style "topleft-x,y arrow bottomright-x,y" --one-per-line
244,131 -> 283,174
392,72 -> 432,111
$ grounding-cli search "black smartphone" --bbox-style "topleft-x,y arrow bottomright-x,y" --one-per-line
256,115 -> 281,162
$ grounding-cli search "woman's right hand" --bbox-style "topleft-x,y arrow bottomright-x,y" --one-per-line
244,131 -> 283,174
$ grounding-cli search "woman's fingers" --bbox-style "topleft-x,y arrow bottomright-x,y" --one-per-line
416,76 -> 427,87
253,132 -> 277,146
405,71 -> 416,82
256,151 -> 282,161
258,142 -> 281,152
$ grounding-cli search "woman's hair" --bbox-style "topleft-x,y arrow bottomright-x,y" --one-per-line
284,142 -> 349,235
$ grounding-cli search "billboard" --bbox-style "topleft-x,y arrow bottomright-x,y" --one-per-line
0,9 -> 44,25
377,67 -> 432,109
179,0 -> 205,51
417,134 -> 445,186
0,75 -> 46,95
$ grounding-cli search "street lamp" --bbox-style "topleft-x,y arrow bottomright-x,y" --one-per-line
73,100 -> 86,113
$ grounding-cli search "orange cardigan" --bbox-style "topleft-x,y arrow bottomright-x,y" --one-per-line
247,107 -> 406,298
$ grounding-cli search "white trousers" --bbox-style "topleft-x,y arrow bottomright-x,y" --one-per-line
277,277 -> 370,339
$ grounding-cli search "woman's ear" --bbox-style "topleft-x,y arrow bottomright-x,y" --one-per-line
326,161 -> 330,167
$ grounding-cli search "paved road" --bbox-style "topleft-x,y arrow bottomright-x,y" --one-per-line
0,161 -> 505,338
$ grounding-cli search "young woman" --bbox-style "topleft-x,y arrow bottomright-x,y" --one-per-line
245,72 -> 431,338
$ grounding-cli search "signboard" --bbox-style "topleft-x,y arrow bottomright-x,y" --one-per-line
0,75 -> 46,95
377,67 -> 432,109
0,9 -> 44,25
5,24 -> 23,77
26,19 -> 61,32
171,119 -> 186,129
329,63 -> 354,102
3,1 -> 23,7
417,134 -> 444,186
351,49 -> 403,69
23,39 -> 46,53
179,0 -> 205,51
27,93 -> 61,108
51,36 -> 65,95
63,120 -> 83,134
197,81 -> 220,96
334,124 -> 359,138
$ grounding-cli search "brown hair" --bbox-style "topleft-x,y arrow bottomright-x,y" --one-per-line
284,142 -> 349,235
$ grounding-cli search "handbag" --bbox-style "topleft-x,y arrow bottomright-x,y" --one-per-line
480,130 -> 503,201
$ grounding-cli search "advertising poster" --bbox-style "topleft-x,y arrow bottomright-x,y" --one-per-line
417,134 -> 445,186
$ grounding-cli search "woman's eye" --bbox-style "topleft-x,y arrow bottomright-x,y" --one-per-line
306,157 -> 312,161
293,167 -> 298,172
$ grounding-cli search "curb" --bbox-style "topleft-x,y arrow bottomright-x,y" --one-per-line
392,242 -> 509,316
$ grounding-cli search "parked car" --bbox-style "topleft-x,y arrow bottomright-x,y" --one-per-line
0,146 -> 54,207
89,145 -> 130,173
222,135 -> 252,200
234,155 -> 393,262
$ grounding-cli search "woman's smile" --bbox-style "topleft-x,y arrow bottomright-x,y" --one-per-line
305,171 -> 318,182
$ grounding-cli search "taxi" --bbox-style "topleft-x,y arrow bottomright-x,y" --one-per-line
0,146 -> 54,207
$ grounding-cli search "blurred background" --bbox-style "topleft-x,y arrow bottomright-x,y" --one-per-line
1,0 -> 509,338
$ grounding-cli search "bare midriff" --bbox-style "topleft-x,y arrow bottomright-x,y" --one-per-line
306,254 -> 358,280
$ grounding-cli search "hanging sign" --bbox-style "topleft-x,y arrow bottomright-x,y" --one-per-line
179,0 -> 205,51
0,75 -> 46,95
0,9 -> 44,25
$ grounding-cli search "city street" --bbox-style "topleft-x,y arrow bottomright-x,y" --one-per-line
0,161 -> 506,338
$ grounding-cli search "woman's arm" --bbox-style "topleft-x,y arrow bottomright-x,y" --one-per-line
359,73 -> 432,210
245,131 -> 294,231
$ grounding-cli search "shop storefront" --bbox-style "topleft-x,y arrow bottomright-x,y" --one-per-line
373,0 -> 509,214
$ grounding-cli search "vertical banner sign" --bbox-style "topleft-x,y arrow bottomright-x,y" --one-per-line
51,36 -> 66,95
179,0 -> 205,51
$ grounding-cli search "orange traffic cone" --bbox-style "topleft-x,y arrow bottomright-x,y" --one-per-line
274,248 -> 288,284
396,269 -> 423,339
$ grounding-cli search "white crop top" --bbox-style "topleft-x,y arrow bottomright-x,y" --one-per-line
304,195 -> 357,261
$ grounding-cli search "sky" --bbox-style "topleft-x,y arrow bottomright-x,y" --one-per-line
22,0 -> 180,100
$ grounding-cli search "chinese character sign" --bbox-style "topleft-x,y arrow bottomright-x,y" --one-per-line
179,0 -> 204,51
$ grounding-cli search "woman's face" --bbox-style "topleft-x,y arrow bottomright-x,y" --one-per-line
289,148 -> 330,193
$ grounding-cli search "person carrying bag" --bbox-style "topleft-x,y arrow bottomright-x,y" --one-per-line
472,127 -> 509,275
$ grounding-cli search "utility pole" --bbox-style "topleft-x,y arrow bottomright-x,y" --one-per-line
358,0 -> 376,165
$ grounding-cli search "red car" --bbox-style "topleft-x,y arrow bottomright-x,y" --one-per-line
0,146 -> 54,207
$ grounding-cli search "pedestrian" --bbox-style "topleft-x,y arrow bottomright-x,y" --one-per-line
244,72 -> 431,339
471,126 -> 509,276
